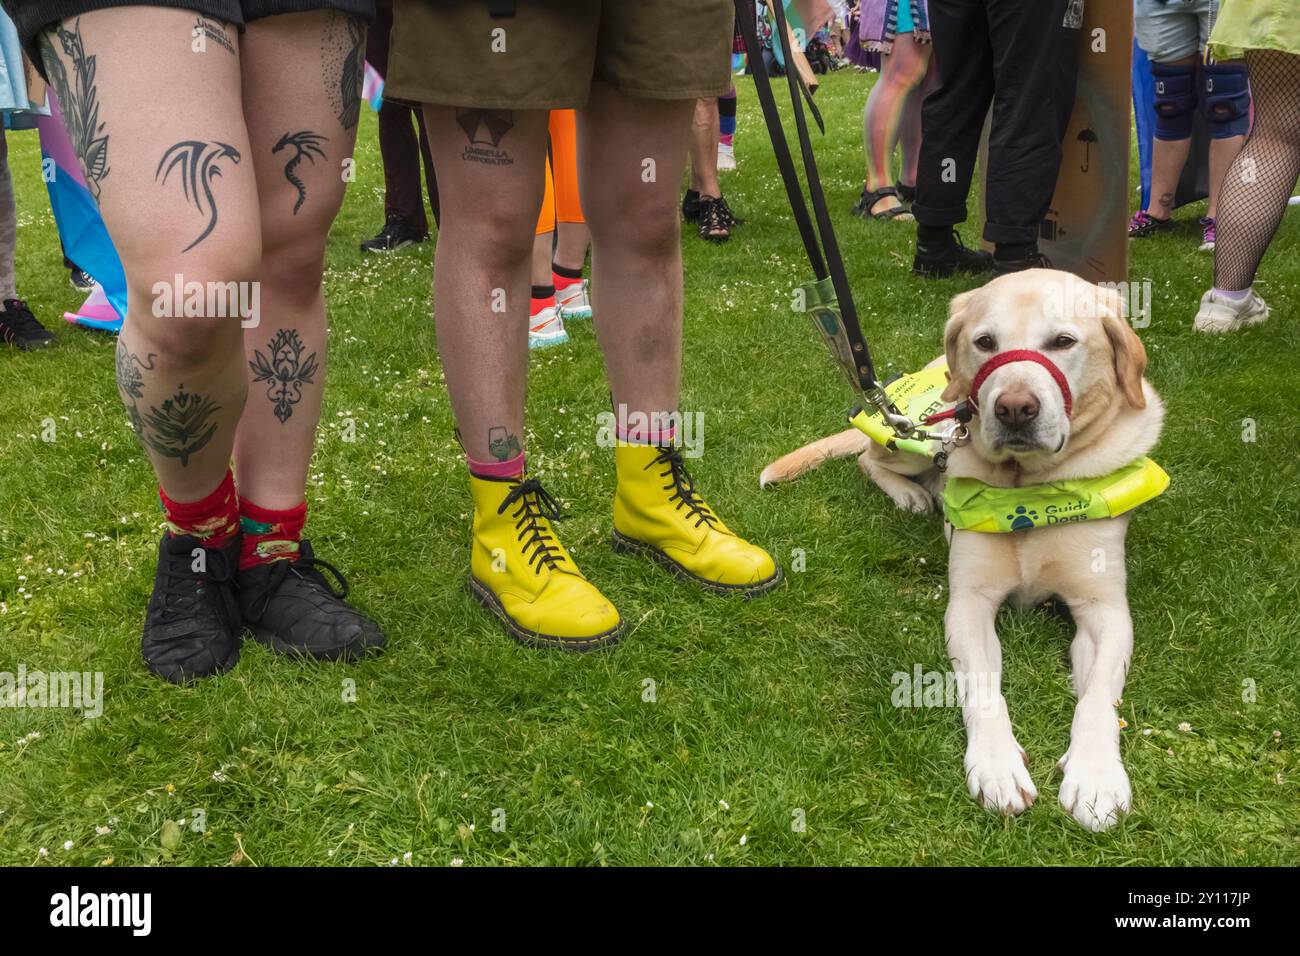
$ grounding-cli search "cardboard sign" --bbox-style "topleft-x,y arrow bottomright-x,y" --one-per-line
1039,0 -> 1133,283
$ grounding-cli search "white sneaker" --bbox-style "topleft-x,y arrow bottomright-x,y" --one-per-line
1193,288 -> 1270,334
717,142 -> 736,172
555,279 -> 592,320
528,304 -> 568,349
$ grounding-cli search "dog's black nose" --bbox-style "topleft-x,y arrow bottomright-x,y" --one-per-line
994,388 -> 1040,426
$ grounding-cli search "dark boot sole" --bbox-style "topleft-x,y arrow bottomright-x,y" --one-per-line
245,624 -> 386,662
610,529 -> 783,599
468,577 -> 625,652
143,642 -> 240,685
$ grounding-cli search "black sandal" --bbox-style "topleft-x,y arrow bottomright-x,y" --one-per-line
895,181 -> 916,204
850,185 -> 912,221
697,196 -> 732,242
684,191 -> 744,227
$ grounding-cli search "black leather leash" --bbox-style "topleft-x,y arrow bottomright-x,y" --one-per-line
735,0 -> 919,437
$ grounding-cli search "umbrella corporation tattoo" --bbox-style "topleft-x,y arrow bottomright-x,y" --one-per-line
194,15 -> 235,55
115,340 -> 221,467
272,131 -> 328,215
322,12 -> 365,132
457,109 -> 514,166
156,140 -> 242,252
249,329 -> 320,424
40,20 -> 110,202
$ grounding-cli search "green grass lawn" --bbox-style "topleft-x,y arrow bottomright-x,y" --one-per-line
1,71 -> 1297,866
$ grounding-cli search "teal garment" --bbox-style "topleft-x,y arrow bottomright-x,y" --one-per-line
896,0 -> 915,35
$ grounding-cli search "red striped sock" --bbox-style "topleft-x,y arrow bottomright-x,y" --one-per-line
159,471 -> 240,547
238,497 -> 307,570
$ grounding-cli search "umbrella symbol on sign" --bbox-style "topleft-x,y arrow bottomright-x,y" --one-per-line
1078,127 -> 1098,173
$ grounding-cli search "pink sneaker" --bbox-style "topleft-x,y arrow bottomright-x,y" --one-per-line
1199,217 -> 1216,252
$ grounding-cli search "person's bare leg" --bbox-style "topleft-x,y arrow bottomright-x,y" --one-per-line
41,9 -> 259,681
531,229 -> 553,286
898,46 -> 938,190
236,9 -> 362,508
554,220 -> 590,271
688,96 -> 721,199
583,84 -> 779,595
1145,54 -> 1197,221
1207,133 -> 1245,219
41,9 -> 258,503
422,106 -> 550,462
861,34 -> 929,215
578,87 -> 691,424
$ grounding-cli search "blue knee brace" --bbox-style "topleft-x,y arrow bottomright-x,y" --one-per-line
1202,63 -> 1251,138
1151,63 -> 1198,141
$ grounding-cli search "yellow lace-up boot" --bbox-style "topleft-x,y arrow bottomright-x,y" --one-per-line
611,444 -> 781,596
469,473 -> 624,650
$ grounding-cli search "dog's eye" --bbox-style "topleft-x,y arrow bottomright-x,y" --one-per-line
1052,334 -> 1077,349
974,334 -> 997,351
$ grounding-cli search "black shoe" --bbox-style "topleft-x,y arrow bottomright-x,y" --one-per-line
682,189 -> 703,222
0,299 -> 56,350
236,539 -> 385,661
142,534 -> 242,684
359,214 -> 428,253
912,230 -> 994,278
69,267 -> 95,293
992,251 -> 1053,276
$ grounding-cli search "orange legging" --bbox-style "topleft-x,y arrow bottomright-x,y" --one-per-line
535,109 -> 584,235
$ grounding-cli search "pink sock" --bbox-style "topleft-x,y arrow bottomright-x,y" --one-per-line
616,420 -> 677,446
468,451 -> 524,479
1213,286 -> 1252,302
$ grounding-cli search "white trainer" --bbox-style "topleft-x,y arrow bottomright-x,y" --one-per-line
555,279 -> 592,320
1193,287 -> 1270,334
717,142 -> 736,172
528,304 -> 568,349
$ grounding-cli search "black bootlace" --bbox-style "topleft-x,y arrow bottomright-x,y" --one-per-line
647,448 -> 719,530
499,478 -> 566,574
158,543 -> 238,631
242,543 -> 350,623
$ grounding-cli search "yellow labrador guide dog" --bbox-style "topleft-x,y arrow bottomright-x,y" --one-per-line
762,270 -> 1165,831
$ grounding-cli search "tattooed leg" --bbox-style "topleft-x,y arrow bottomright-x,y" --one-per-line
42,7 -> 258,502
232,11 -> 362,507
420,105 -> 549,462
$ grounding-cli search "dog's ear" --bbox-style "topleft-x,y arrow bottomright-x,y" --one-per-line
1098,285 -> 1148,409
940,288 -> 980,403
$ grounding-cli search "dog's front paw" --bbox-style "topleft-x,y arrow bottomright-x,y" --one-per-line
887,482 -> 934,514
965,735 -> 1036,816
1057,745 -> 1131,832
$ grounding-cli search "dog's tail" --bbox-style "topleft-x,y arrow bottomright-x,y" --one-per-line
759,428 -> 873,488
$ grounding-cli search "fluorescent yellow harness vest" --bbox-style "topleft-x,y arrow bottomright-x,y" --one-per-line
848,366 -> 1169,534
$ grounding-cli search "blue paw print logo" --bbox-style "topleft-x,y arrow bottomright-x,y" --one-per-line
1007,505 -> 1039,531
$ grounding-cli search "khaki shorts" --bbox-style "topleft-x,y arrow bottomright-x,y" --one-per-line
385,0 -> 734,109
